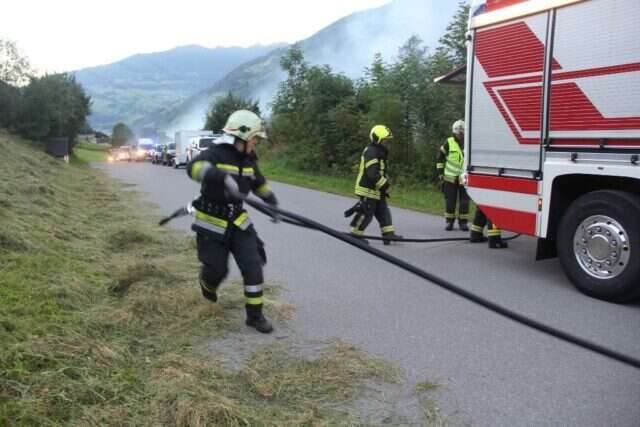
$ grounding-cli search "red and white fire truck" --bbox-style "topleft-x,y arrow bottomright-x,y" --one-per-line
452,0 -> 640,301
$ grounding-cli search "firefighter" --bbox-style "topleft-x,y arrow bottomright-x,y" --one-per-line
349,125 -> 402,245
437,120 -> 470,231
469,208 -> 508,249
186,110 -> 278,334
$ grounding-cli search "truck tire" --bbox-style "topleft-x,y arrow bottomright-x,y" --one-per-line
557,190 -> 640,302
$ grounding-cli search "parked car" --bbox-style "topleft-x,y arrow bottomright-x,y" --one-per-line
135,143 -> 154,161
151,144 -> 165,164
108,147 -> 131,162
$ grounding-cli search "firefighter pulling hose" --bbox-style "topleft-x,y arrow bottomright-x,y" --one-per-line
159,191 -> 639,370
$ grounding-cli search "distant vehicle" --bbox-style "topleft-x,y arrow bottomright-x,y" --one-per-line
151,144 -> 165,164
108,147 -> 131,162
187,135 -> 219,163
136,139 -> 154,161
163,142 -> 176,166
174,130 -> 214,168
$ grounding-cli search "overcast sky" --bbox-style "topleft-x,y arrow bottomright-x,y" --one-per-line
1,0 -> 391,73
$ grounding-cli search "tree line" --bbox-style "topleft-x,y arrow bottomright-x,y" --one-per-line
0,40 -> 91,152
205,2 -> 469,185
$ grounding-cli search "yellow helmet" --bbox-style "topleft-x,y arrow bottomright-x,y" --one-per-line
370,125 -> 393,144
222,110 -> 268,142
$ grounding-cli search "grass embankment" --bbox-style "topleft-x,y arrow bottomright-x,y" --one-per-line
73,141 -> 111,164
0,131 -> 421,425
260,155 -> 447,217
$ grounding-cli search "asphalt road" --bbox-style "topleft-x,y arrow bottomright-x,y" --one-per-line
98,162 -> 640,426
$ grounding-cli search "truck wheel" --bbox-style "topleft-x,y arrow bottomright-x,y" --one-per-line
557,190 -> 640,302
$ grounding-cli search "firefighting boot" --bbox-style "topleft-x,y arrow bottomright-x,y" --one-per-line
199,275 -> 219,303
458,220 -> 469,232
382,232 -> 403,245
469,230 -> 488,243
245,304 -> 273,334
488,235 -> 509,249
349,232 -> 370,245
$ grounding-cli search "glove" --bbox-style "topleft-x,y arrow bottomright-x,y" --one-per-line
223,175 -> 243,202
263,193 -> 278,207
266,195 -> 281,223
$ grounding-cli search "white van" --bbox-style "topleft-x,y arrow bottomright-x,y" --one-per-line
174,130 -> 214,168
186,135 -> 220,163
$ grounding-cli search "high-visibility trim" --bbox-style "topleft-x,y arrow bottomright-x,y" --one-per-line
365,158 -> 379,168
191,161 -> 212,182
380,160 -> 386,174
445,212 -> 456,219
350,228 -> 364,235
375,177 -> 387,190
471,224 -> 484,233
488,230 -> 502,237
216,163 -> 239,173
256,183 -> 272,196
381,225 -> 395,233
355,186 -> 380,200
200,279 -> 218,292
194,219 -> 227,234
458,213 -> 471,220
242,167 -> 254,175
233,212 -> 252,230
246,297 -> 263,305
195,210 -> 228,228
444,137 -> 463,178
436,163 -> 444,169
244,284 -> 263,293
443,176 -> 458,184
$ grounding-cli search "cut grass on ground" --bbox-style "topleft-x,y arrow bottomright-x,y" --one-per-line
0,130 -> 428,426
260,155 -> 450,217
73,140 -> 111,164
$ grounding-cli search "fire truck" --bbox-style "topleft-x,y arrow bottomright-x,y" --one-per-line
442,0 -> 640,302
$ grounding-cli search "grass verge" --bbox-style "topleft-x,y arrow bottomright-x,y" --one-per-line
260,155 -> 448,217
0,130 -> 410,426
73,141 -> 111,164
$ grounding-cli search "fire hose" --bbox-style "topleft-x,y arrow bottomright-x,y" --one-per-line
159,196 -> 640,370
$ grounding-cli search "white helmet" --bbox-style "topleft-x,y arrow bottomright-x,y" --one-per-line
222,110 -> 268,142
452,120 -> 465,136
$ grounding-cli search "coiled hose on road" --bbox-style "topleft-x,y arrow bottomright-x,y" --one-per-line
160,198 -> 640,370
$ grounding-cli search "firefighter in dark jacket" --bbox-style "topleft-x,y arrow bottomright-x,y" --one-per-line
349,125 -> 402,245
187,110 -> 278,333
470,208 -> 508,249
437,120 -> 470,231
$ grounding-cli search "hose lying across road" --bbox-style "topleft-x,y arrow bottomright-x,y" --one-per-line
246,198 -> 640,370
160,197 -> 640,370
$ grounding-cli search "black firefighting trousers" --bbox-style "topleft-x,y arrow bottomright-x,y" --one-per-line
471,208 -> 502,238
350,196 -> 395,236
196,225 -> 266,318
443,180 -> 470,223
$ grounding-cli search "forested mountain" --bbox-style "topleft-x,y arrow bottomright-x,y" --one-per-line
74,43 -> 284,132
138,0 -> 458,132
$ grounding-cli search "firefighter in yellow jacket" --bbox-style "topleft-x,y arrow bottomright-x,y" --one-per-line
349,125 -> 402,245
437,120 -> 470,231
186,110 -> 277,333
